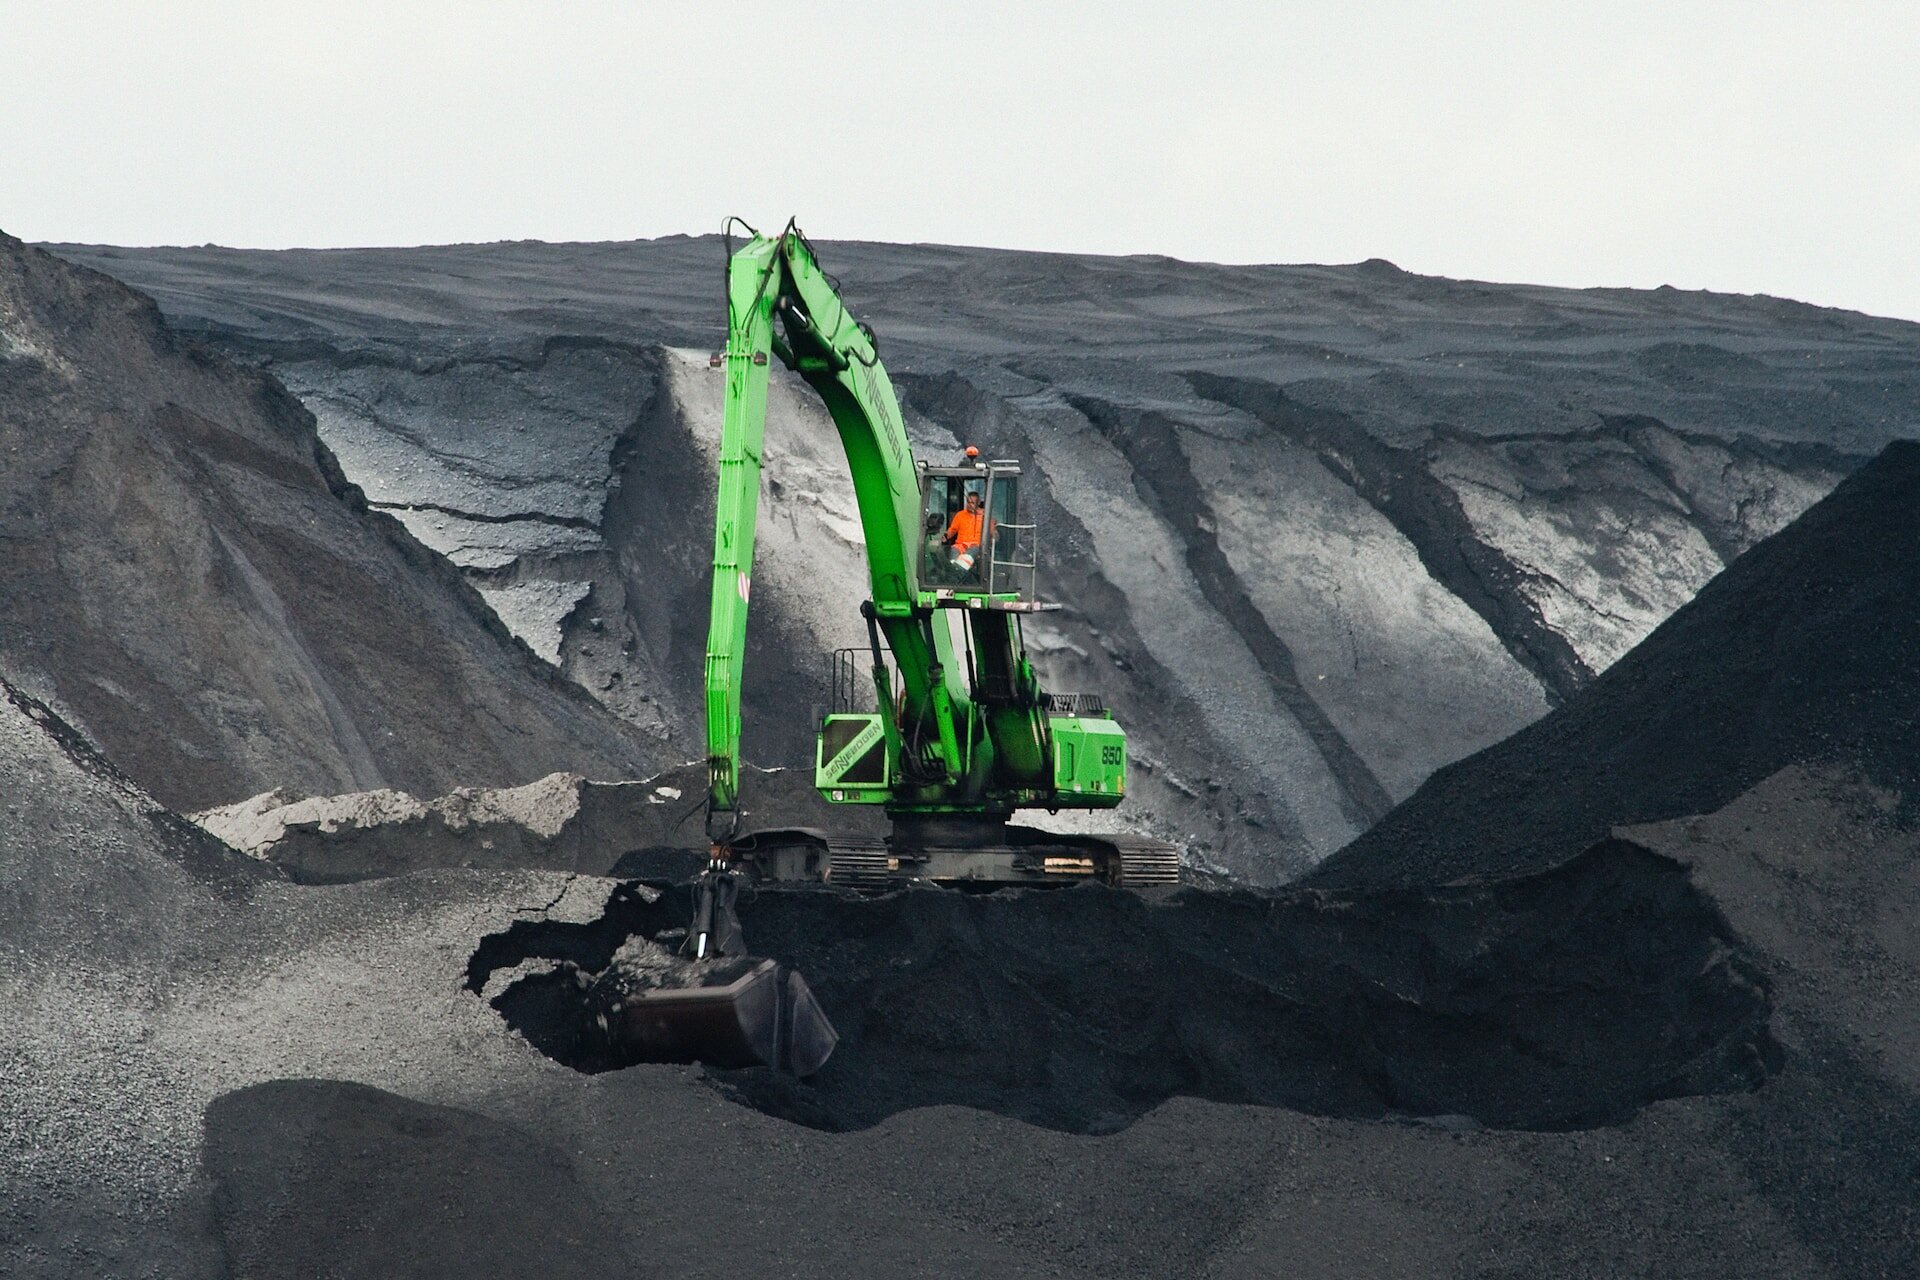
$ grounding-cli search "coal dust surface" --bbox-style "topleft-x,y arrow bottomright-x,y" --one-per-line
203,1081 -> 640,1280
469,852 -> 1777,1135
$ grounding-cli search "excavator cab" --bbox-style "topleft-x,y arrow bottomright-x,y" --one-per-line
917,457 -> 1035,602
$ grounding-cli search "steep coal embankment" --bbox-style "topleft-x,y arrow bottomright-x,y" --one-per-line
1287,451 -> 1920,1275
50,235 -> 1913,878
0,233 -> 656,811
1312,439 -> 1920,890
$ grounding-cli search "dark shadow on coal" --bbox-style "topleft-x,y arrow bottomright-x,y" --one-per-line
467,842 -> 1779,1134
203,1079 -> 643,1280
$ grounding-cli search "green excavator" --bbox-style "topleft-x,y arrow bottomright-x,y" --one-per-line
606,220 -> 1178,1075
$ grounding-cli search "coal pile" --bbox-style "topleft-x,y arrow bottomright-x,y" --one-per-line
0,233 -> 654,814
1312,439 -> 1920,891
9,229 -> 1920,1277
469,849 -> 1777,1134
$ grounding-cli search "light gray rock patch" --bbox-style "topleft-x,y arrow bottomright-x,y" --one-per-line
1182,415 -> 1551,800
475,581 -> 593,665
1018,394 -> 1359,868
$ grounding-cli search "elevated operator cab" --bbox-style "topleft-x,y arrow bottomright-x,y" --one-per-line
815,447 -> 1131,826
915,453 -> 1044,609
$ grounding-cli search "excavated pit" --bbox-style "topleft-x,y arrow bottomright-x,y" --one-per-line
467,840 -> 1778,1134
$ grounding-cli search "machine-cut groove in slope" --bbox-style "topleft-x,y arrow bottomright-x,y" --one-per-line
467,841 -> 1777,1135
1592,413 -> 1861,567
1184,372 -> 1591,702
367,501 -> 603,533
1065,393 -> 1394,828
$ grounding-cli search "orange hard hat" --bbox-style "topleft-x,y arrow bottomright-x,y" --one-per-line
964,445 -> 980,458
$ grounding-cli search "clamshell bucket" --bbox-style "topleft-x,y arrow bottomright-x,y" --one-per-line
606,955 -> 838,1076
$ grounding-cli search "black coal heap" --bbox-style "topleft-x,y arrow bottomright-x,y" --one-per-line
1312,439 -> 1920,890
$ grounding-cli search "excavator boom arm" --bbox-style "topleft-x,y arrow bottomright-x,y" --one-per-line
703,235 -> 779,830
703,223 -> 935,836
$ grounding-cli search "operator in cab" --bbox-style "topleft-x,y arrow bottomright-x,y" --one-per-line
943,488 -> 988,574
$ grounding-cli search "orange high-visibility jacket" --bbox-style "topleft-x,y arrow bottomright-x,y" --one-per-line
945,507 -> 984,552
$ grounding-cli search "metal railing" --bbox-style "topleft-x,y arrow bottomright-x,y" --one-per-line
828,647 -> 900,715
987,522 -> 1039,603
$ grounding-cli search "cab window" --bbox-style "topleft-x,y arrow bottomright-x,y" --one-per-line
920,474 -> 987,586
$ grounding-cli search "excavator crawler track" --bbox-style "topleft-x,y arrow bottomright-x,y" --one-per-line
735,827 -> 1183,892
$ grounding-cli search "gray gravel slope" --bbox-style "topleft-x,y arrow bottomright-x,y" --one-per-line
3,663 -> 1911,1278
0,234 -> 656,812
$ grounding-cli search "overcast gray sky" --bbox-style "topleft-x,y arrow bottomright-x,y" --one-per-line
8,1 -> 1918,319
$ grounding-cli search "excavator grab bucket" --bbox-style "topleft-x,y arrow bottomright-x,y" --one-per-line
603,955 -> 838,1076
588,872 -> 837,1075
